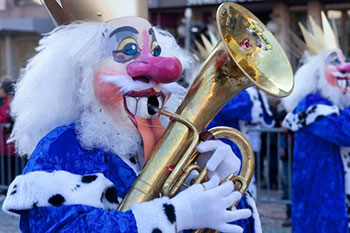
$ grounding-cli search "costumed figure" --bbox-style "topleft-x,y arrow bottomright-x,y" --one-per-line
282,13 -> 350,233
0,1 -> 269,233
209,86 -> 274,200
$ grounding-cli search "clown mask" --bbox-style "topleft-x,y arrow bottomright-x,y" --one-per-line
93,17 -> 182,161
324,49 -> 350,93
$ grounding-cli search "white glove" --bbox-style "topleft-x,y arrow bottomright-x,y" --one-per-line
171,175 -> 251,232
197,140 -> 241,180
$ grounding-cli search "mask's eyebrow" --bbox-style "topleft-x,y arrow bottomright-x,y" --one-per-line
109,26 -> 139,38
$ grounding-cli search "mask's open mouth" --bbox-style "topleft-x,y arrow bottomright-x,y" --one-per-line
123,88 -> 165,125
336,78 -> 350,91
332,71 -> 350,92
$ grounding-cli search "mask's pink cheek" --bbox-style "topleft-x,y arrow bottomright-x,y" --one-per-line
325,67 -> 338,87
93,76 -> 124,111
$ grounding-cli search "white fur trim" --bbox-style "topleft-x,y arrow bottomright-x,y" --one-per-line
247,176 -> 257,201
2,171 -> 121,215
131,197 -> 176,233
245,192 -> 262,233
340,147 -> 350,228
282,104 -> 339,131
246,88 -> 274,127
239,120 -> 249,138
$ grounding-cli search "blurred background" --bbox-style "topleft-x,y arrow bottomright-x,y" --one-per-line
0,0 -> 349,232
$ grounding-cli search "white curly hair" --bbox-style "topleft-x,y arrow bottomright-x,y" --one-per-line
282,51 -> 350,112
10,21 -> 191,158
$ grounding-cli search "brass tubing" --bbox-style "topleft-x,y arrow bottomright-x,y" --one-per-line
192,127 -> 254,233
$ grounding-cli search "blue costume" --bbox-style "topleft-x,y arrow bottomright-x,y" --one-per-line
209,88 -> 274,158
283,93 -> 350,233
2,124 -> 261,233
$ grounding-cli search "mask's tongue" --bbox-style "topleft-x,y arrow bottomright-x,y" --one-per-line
134,115 -> 165,162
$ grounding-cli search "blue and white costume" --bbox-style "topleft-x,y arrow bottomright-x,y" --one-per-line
3,124 -> 261,233
209,88 -> 274,141
283,93 -> 350,233
210,87 -> 274,201
3,124 -> 167,232
1,3 -> 262,232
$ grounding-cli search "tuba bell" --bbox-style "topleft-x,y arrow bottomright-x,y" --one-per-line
118,2 -> 294,232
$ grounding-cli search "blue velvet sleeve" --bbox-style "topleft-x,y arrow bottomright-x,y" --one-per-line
210,90 -> 252,127
306,107 -> 350,146
16,125 -> 139,233
19,205 -> 138,233
295,94 -> 350,146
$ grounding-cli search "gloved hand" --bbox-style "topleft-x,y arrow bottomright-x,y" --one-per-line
171,175 -> 251,232
197,140 -> 241,180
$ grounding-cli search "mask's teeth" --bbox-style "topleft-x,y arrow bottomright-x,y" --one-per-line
136,97 -> 153,119
125,96 -> 137,115
157,96 -> 163,108
337,79 -> 346,89
125,95 -> 163,119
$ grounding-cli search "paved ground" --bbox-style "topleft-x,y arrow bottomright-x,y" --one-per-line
0,194 -> 291,233
0,195 -> 21,233
258,201 -> 291,233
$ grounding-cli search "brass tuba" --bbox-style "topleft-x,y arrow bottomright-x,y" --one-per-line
118,2 -> 294,232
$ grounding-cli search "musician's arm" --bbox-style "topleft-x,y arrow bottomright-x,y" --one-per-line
306,107 -> 350,146
210,90 -> 253,127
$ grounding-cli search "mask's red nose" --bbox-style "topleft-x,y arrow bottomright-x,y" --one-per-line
338,63 -> 350,73
127,56 -> 182,83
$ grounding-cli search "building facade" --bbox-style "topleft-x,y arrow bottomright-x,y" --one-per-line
0,0 -> 349,80
149,0 -> 350,69
0,0 -> 53,80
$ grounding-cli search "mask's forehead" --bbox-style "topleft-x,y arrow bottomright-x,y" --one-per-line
104,17 -> 152,42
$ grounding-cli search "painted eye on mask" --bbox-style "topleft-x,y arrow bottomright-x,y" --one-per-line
326,52 -> 341,66
112,38 -> 140,63
151,41 -> 161,57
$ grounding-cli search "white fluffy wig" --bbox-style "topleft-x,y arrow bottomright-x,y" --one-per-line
10,21 -> 191,157
282,51 -> 350,112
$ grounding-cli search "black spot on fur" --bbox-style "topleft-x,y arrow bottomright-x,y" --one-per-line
81,175 -> 98,183
10,190 -> 16,195
13,184 -> 17,189
105,186 -> 119,204
163,203 -> 176,224
33,201 -> 38,208
315,115 -> 324,121
152,228 -> 162,233
48,194 -> 65,206
129,157 -> 137,164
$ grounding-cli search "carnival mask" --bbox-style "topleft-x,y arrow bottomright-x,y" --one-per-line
93,17 -> 182,160
324,49 -> 350,93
